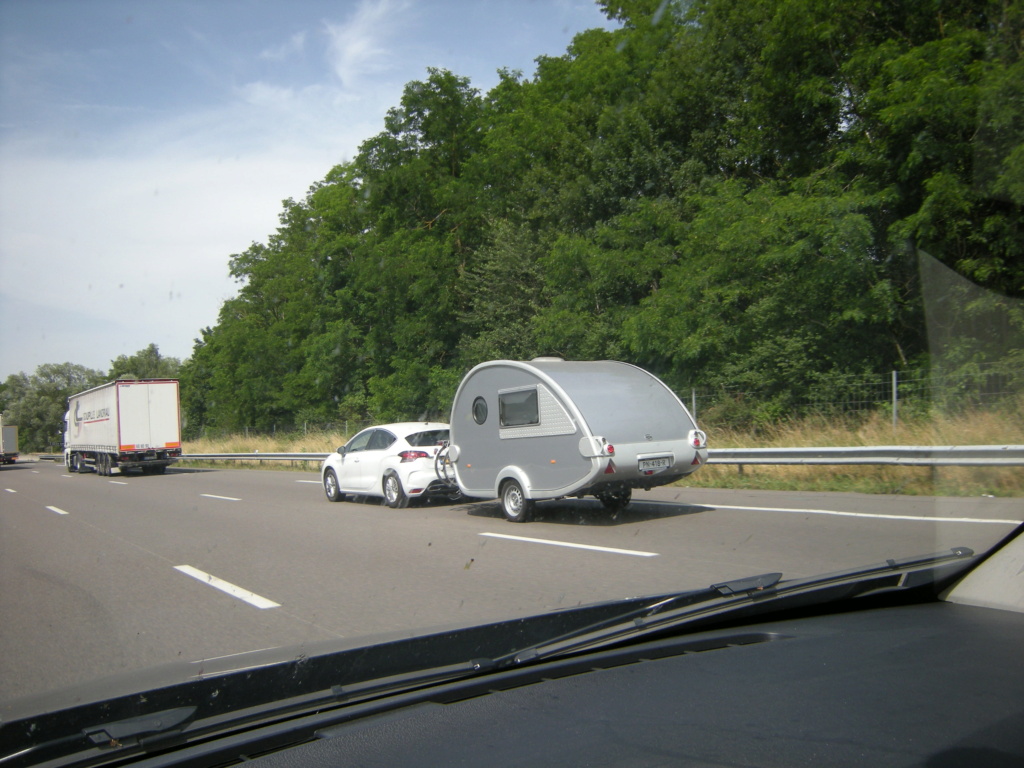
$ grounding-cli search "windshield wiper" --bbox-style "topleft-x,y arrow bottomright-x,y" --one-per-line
1,707 -> 196,768
495,546 -> 974,667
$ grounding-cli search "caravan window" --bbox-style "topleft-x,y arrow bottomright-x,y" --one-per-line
499,388 -> 539,427
472,397 -> 488,425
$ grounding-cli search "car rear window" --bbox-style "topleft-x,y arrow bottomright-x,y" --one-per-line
406,429 -> 449,447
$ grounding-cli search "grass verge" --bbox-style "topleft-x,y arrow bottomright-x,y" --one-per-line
181,401 -> 1024,496
683,403 -> 1024,497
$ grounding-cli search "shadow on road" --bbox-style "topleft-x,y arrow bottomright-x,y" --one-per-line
463,497 -> 713,527
0,462 -> 39,473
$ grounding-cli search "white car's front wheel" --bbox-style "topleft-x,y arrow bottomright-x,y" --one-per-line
324,469 -> 344,502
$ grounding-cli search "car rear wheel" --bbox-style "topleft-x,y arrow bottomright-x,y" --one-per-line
324,469 -> 344,502
501,479 -> 534,523
383,472 -> 408,508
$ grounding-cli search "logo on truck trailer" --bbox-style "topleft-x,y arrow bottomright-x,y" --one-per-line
72,402 -> 111,438
74,402 -> 111,425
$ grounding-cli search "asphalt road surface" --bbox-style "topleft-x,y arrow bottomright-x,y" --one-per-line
2,459 -> 1021,702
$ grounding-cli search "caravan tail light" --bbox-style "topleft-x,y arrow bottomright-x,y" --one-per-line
605,444 -> 615,456
398,450 -> 429,463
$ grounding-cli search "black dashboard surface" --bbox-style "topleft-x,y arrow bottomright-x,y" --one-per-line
244,600 -> 1024,767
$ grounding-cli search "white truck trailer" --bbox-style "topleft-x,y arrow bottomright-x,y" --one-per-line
64,379 -> 182,476
0,416 -> 18,465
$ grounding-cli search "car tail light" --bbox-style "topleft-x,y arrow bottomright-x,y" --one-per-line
398,450 -> 429,463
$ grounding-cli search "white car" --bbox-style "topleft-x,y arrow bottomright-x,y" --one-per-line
321,422 -> 455,507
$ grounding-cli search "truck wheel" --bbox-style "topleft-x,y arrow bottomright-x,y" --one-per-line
383,472 -> 409,509
323,469 -> 344,502
501,479 -> 534,523
97,454 -> 108,476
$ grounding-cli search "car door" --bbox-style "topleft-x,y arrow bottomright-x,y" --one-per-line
353,428 -> 397,492
337,428 -> 373,491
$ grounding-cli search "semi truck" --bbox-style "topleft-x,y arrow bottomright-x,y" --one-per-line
0,416 -> 18,465
64,379 -> 182,476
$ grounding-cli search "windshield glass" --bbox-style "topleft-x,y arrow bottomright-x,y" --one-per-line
1,0 -> 1021,738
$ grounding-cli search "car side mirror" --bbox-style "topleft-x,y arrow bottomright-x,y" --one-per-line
337,446 -> 347,455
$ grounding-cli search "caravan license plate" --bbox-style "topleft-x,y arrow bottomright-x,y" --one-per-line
638,456 -> 672,473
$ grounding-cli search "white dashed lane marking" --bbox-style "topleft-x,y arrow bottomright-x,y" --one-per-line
174,565 -> 280,609
480,532 -> 658,558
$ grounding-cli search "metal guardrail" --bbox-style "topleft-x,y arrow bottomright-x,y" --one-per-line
178,446 -> 1024,467
35,446 -> 1024,467
706,445 -> 1024,467
182,453 -> 329,462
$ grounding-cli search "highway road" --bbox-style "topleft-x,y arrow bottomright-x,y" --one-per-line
2,459 -> 1021,702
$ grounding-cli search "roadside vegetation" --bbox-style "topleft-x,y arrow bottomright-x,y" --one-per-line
685,397 -> 1024,497
180,397 -> 1024,497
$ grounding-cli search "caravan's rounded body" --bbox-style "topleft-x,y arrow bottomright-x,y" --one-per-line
445,360 -> 707,515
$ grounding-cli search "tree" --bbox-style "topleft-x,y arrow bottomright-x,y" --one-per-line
108,343 -> 181,380
175,0 -> 1022,431
2,364 -> 104,452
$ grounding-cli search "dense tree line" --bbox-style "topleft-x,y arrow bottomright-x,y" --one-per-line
179,0 -> 1023,435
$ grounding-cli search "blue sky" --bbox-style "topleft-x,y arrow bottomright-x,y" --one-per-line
0,0 -> 617,379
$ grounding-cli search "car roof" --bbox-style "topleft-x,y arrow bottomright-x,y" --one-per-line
367,422 -> 449,435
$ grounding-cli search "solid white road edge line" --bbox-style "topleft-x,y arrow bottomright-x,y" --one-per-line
174,565 -> 280,609
707,504 -> 1022,525
480,532 -> 658,557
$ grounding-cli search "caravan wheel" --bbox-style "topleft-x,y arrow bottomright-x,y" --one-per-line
501,479 -> 534,523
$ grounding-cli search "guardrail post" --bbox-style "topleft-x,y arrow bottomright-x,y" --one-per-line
892,370 -> 898,431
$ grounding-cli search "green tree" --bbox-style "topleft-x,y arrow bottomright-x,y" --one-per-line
108,343 -> 181,380
2,364 -> 104,452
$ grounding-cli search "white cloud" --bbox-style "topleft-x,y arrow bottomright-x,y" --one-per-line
260,31 -> 307,62
324,0 -> 414,89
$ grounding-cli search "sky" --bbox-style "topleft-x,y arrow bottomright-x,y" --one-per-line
0,0 -> 618,380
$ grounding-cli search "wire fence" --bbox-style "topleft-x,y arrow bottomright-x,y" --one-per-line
189,363 -> 1021,440
687,363 -> 1021,426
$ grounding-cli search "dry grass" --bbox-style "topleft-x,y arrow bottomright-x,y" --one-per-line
181,401 -> 1024,495
181,432 -> 348,471
185,432 -> 346,455
685,400 -> 1024,497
